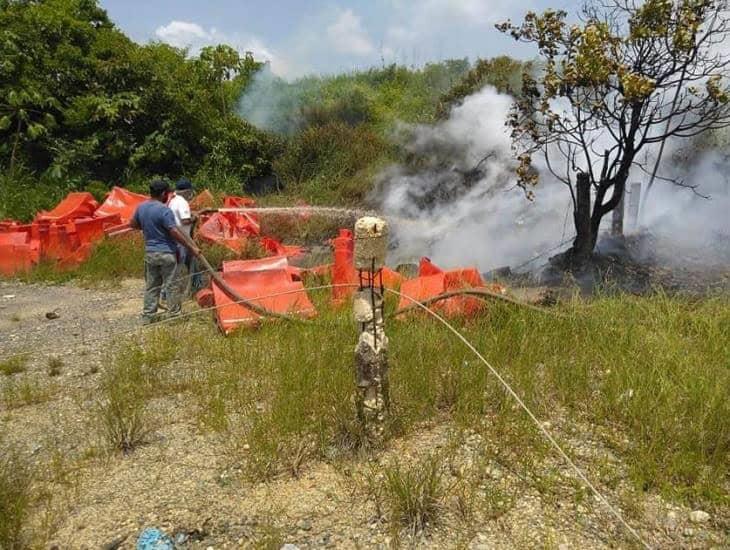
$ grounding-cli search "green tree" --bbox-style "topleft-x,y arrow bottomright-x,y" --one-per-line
437,56 -> 527,118
0,89 -> 59,173
498,0 -> 730,266
198,46 -> 262,114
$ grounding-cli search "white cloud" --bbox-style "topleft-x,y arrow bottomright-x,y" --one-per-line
326,9 -> 375,56
382,0 -> 511,63
155,20 -> 210,49
154,20 -> 291,77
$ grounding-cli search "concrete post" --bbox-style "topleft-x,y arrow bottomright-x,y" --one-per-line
611,185 -> 625,237
353,217 -> 390,440
627,182 -> 642,232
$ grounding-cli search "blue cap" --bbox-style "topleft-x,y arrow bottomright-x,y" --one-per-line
176,177 -> 193,191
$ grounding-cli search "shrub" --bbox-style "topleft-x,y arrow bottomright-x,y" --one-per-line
300,86 -> 374,128
273,122 -> 387,192
0,170 -> 72,223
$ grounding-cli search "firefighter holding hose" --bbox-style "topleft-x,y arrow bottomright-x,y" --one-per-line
130,180 -> 200,324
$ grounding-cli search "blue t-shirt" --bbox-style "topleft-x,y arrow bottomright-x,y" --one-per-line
132,200 -> 178,254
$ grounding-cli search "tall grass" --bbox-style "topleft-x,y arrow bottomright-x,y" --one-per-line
14,235 -> 145,286
109,292 -> 729,504
93,334 -> 177,452
0,443 -> 34,549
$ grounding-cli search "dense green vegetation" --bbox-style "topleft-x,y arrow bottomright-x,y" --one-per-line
0,0 -> 527,221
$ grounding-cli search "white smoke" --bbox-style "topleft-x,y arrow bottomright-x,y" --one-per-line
640,151 -> 730,267
378,86 -> 730,273
238,66 -> 309,134
378,86 -> 570,272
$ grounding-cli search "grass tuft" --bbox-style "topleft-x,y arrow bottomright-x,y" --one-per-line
0,356 -> 27,376
95,348 -> 157,453
373,454 -> 446,535
47,356 -> 63,377
0,443 -> 34,550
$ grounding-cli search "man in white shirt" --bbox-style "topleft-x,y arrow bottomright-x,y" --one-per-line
169,179 -> 194,238
168,178 -> 201,296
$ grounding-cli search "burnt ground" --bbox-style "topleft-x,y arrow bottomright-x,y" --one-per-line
0,280 -> 728,549
514,232 -> 730,297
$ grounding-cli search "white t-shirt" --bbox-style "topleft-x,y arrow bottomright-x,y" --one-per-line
168,194 -> 192,237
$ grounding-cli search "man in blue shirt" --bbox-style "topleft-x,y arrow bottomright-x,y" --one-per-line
131,180 -> 200,324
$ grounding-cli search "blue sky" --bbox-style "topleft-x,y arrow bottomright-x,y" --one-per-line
99,0 -> 562,78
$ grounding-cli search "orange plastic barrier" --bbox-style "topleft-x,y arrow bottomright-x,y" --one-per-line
73,217 -> 107,245
223,195 -> 256,208
195,288 -> 215,309
94,187 -> 148,224
260,237 -> 304,259
197,211 -> 260,252
223,255 -> 302,281
398,258 -> 492,317
330,229 -> 402,303
0,231 -> 39,276
35,192 -> 98,224
419,257 -> 443,276
211,259 -> 316,334
332,229 -> 356,302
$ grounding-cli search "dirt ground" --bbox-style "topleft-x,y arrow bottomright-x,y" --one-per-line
0,280 -> 727,549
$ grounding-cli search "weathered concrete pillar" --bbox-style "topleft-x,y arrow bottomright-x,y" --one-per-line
627,182 -> 642,233
611,185 -> 625,237
353,216 -> 390,439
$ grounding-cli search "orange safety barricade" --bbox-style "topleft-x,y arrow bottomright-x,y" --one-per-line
330,229 -> 402,303
212,267 -> 316,334
197,211 -> 261,252
398,258 -> 489,317
94,187 -> 148,224
260,237 -> 304,259
222,255 -> 303,281
195,288 -> 215,309
35,192 -> 98,224
331,229 -> 357,302
73,217 -> 107,245
419,257 -> 443,276
223,195 -> 256,208
0,231 -> 39,276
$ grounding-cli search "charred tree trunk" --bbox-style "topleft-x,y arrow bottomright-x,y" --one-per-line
571,172 -> 593,265
560,170 -> 630,269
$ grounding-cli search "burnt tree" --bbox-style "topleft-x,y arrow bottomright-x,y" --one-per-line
498,0 -> 730,266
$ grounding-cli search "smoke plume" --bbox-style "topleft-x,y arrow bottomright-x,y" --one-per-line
377,86 -> 570,272
377,86 -> 730,273
238,66 -> 310,134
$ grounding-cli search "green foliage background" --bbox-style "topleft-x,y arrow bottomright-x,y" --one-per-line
0,0 -> 528,221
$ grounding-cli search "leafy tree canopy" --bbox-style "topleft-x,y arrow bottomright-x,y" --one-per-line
498,0 -> 730,263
